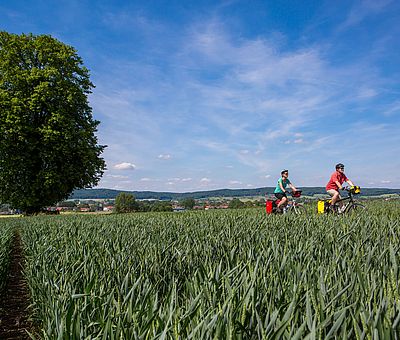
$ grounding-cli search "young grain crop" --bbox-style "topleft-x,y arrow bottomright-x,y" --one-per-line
15,201 -> 400,338
0,219 -> 14,293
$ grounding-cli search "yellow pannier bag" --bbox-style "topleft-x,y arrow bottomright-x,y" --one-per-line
317,200 -> 325,214
351,186 -> 361,194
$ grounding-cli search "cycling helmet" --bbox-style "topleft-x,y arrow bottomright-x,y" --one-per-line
281,169 -> 289,175
335,163 -> 344,169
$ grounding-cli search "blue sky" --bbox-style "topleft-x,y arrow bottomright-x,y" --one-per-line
1,0 -> 400,191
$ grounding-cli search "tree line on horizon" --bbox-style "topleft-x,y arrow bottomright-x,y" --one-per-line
113,193 -> 264,213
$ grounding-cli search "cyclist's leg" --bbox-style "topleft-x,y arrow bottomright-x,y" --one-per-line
277,196 -> 287,210
275,193 -> 287,211
327,189 -> 341,207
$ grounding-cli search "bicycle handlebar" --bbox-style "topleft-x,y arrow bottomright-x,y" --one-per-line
290,190 -> 302,197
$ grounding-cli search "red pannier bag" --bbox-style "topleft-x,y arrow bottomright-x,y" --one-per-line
266,200 -> 273,214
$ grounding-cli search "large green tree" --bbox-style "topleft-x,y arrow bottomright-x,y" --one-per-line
114,193 -> 139,213
0,32 -> 106,214
180,198 -> 195,210
228,198 -> 245,209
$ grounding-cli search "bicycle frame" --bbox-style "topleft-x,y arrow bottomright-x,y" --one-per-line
290,194 -> 302,205
330,189 -> 362,213
336,193 -> 353,207
287,192 -> 306,214
266,191 -> 305,214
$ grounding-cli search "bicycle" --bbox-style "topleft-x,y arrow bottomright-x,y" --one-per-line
286,190 -> 306,215
266,190 -> 306,215
321,186 -> 365,214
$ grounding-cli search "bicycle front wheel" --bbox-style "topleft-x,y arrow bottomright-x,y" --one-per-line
292,204 -> 306,215
346,203 -> 366,214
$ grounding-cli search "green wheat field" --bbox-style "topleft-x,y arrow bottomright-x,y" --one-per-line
1,201 -> 399,339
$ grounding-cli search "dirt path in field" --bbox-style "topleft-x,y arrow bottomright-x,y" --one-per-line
0,230 -> 34,339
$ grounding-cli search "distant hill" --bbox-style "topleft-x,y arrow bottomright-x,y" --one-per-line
70,187 -> 400,200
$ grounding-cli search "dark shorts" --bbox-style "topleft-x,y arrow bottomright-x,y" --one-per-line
274,193 -> 287,200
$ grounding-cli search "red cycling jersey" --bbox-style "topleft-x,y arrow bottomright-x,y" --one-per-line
326,171 -> 348,191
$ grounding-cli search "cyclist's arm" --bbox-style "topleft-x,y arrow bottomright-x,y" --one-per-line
346,179 -> 354,187
279,180 -> 286,192
335,181 -> 343,190
289,183 -> 297,191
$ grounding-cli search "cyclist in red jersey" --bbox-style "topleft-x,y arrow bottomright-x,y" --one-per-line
326,163 -> 354,211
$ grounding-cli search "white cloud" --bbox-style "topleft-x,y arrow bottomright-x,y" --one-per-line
114,162 -> 136,170
294,139 -> 304,144
229,180 -> 242,185
181,178 -> 192,182
264,175 -> 271,179
140,177 -> 151,181
158,154 -> 171,160
200,177 -> 211,183
381,180 -> 391,184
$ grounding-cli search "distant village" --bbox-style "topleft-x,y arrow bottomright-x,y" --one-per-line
0,197 -> 266,215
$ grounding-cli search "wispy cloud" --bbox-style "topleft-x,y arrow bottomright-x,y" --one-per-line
11,1 -> 393,190
383,101 -> 400,117
91,12 -> 399,188
2,0 -> 399,193
106,174 -> 129,179
339,0 -> 393,31
357,87 -> 378,99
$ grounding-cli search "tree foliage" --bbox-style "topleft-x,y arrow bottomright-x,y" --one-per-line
149,201 -> 173,212
0,32 -> 106,213
114,193 -> 138,213
228,198 -> 245,209
180,198 -> 195,210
